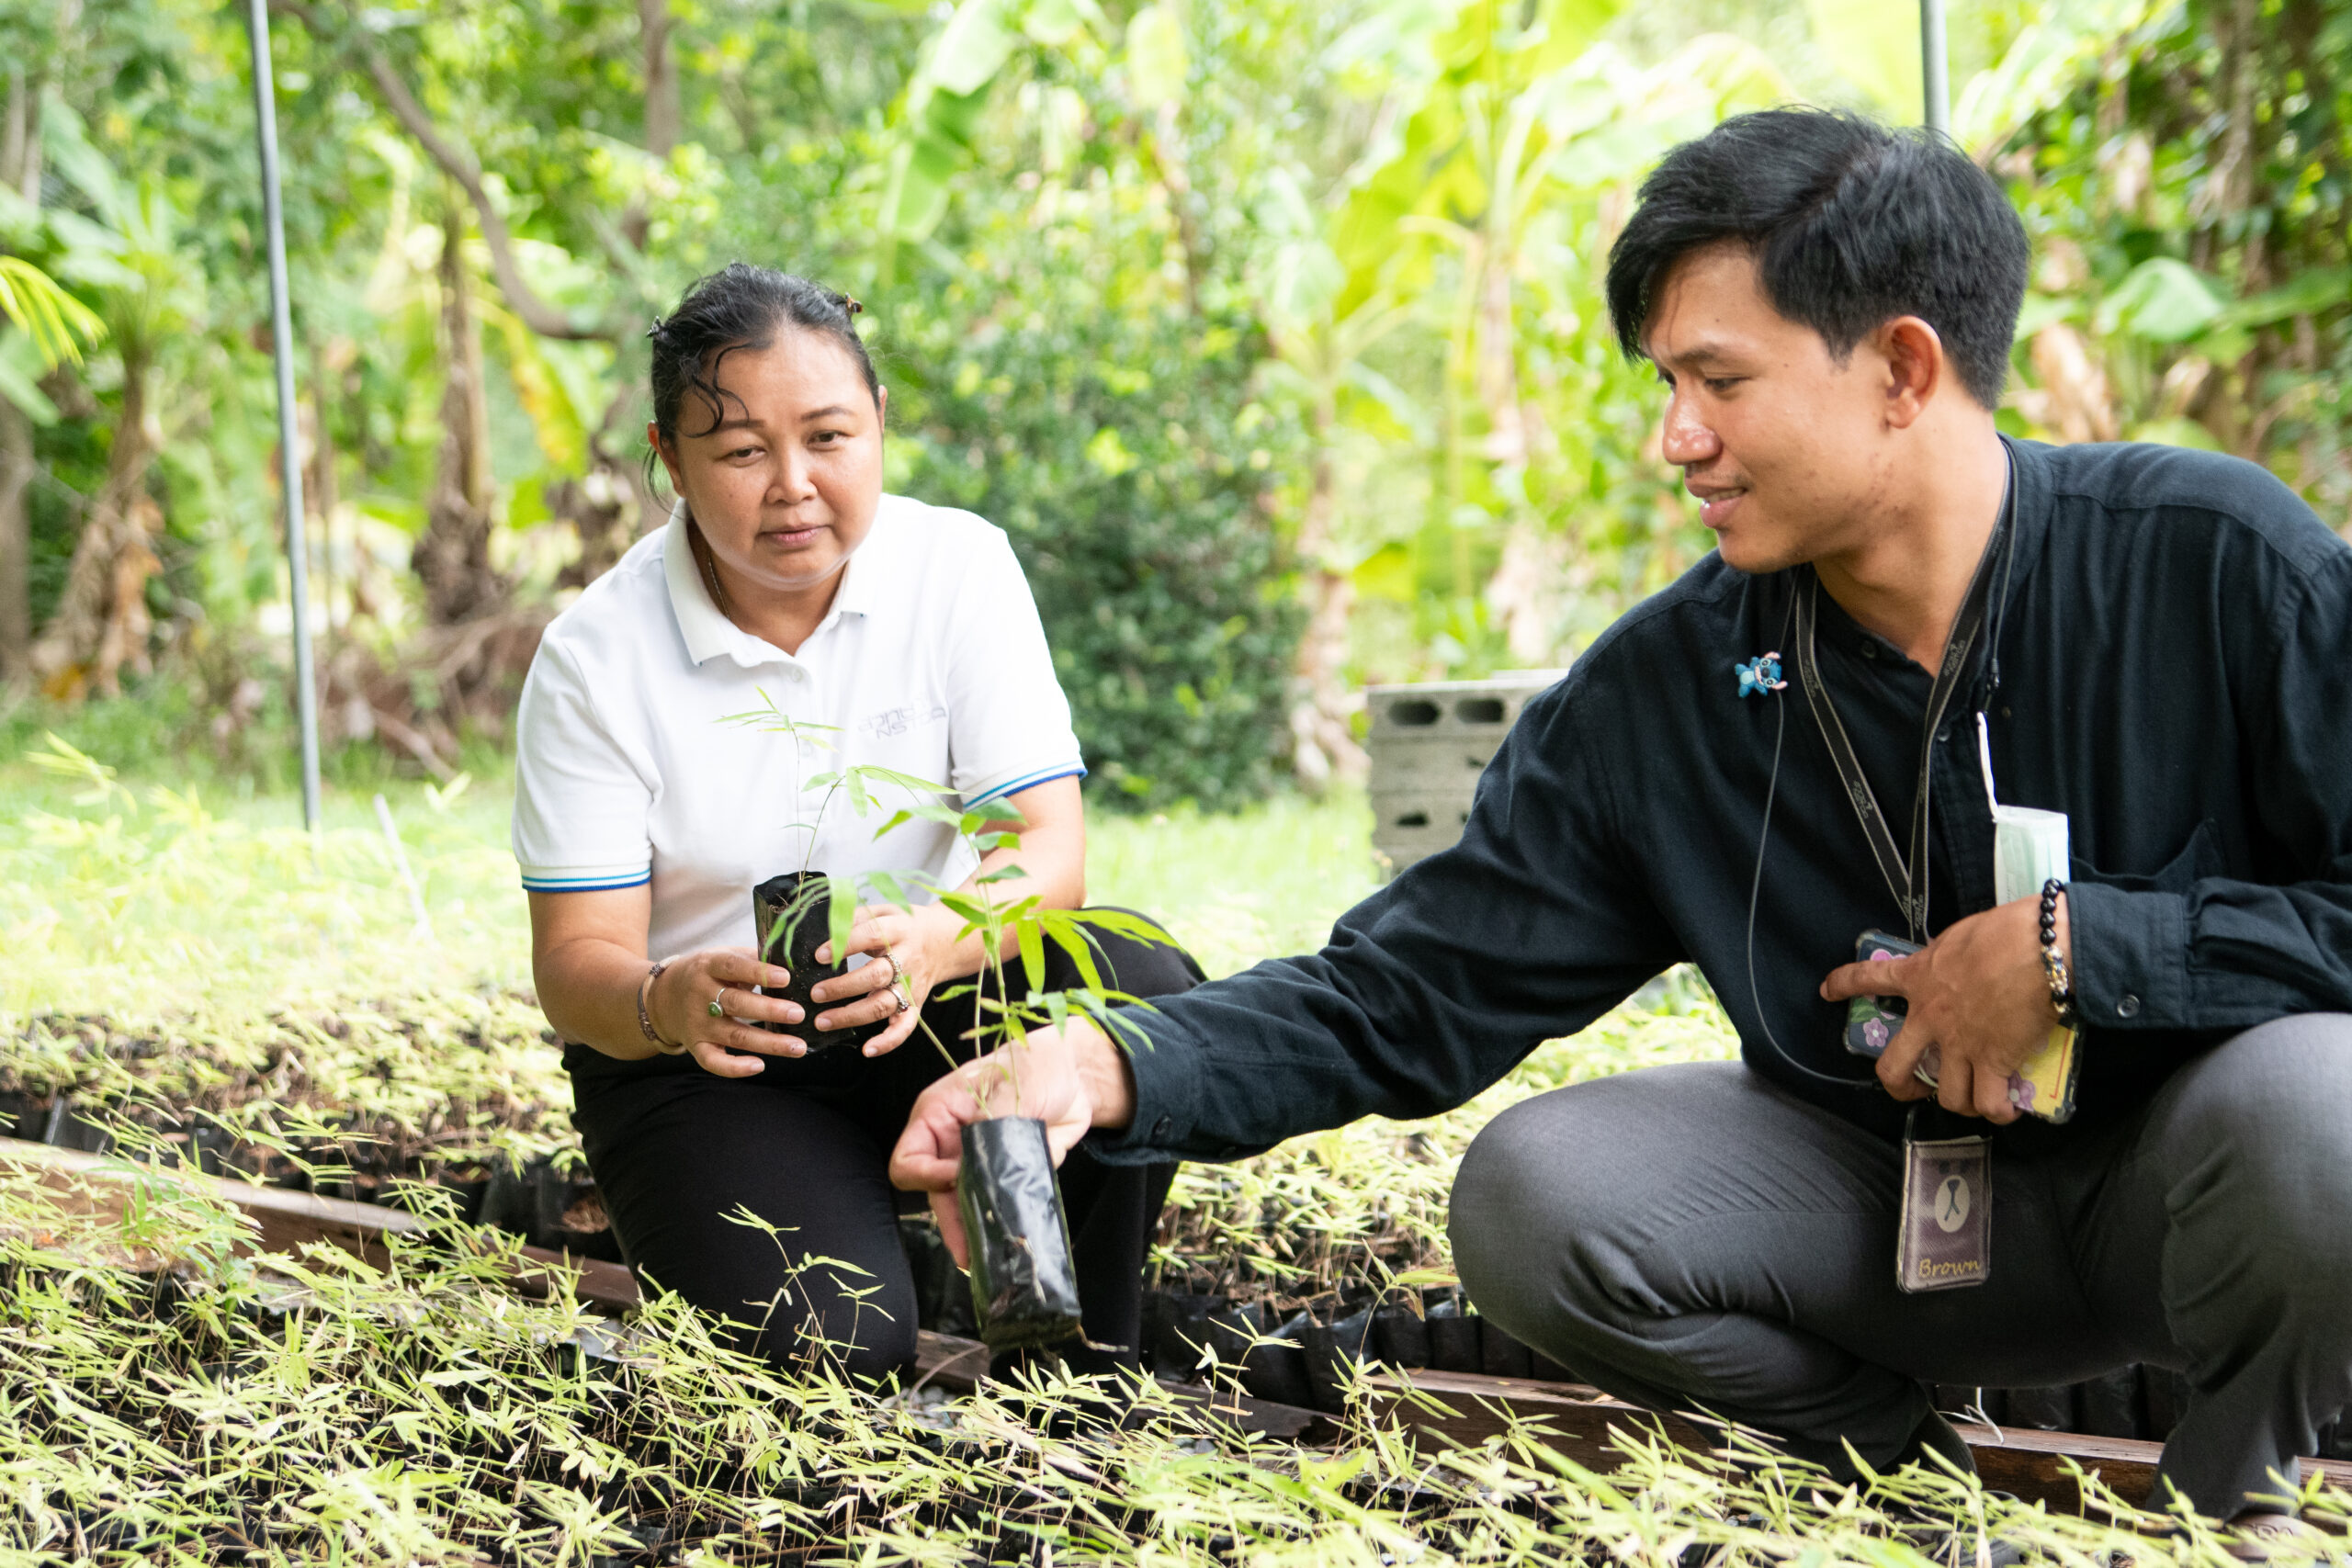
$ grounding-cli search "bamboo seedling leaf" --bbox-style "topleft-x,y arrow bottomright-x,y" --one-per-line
826,874 -> 858,965
862,870 -> 920,911
1018,917 -> 1046,994
938,893 -> 990,924
845,764 -> 954,797
1039,911 -> 1108,993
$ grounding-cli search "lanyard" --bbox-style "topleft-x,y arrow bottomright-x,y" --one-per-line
1792,468 -> 2016,942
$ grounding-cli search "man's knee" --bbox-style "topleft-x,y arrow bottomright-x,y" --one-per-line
1448,1089 -> 1624,1325
2165,1014 -> 2352,1308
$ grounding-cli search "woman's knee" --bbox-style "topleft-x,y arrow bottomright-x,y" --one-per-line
684,1256 -> 920,1383
1078,907 -> 1205,999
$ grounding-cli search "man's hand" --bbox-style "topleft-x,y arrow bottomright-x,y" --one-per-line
1818,891 -> 2068,1123
888,1019 -> 1136,1265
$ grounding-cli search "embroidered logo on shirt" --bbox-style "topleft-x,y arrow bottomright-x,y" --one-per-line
860,703 -> 947,739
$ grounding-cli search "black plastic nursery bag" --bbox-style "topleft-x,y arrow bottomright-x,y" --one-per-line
958,1116 -> 1084,1350
750,872 -> 886,1055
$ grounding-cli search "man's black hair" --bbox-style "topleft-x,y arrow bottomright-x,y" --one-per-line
1604,108 -> 2029,409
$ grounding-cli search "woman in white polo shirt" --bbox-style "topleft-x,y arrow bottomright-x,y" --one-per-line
514,265 -> 1198,1382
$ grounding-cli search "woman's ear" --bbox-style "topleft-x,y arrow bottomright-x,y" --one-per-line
648,421 -> 687,494
876,385 -> 888,430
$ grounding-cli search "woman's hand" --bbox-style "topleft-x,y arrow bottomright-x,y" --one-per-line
650,946 -> 808,1078
808,904 -> 945,1057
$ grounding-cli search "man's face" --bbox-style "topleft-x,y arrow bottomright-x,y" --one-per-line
1642,244 -> 1896,574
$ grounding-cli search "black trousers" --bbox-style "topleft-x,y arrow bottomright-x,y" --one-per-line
568,911 -> 1200,1382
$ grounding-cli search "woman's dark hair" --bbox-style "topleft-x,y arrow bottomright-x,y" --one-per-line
645,264 -> 880,466
1604,108 -> 2028,409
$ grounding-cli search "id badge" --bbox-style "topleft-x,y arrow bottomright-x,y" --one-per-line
1897,1129 -> 1991,1293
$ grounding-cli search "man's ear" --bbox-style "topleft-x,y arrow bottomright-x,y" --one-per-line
1878,316 -> 1946,431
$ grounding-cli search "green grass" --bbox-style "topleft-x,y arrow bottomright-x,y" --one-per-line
0,733 -> 1378,1020
1087,791 -> 1385,980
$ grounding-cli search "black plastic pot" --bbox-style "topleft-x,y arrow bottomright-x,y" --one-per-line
750,872 -> 888,1055
1427,1299 -> 1482,1373
1241,1311 -> 1317,1409
2077,1366 -> 2142,1439
1303,1304 -> 1375,1415
957,1117 -> 1083,1351
1478,1317 -> 1533,1380
478,1157 -> 535,1238
1372,1303 -> 1430,1370
2002,1384 -> 2073,1431
1151,1295 -> 1218,1380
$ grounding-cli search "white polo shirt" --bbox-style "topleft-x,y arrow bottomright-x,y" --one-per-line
512,496 -> 1086,960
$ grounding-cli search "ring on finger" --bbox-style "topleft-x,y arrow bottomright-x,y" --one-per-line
709,987 -> 730,1019
888,976 -> 912,1014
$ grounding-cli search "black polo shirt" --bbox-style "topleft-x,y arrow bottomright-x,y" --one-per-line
1095,438 -> 2352,1163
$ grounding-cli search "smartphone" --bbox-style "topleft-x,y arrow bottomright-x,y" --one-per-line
1844,929 -> 1920,1060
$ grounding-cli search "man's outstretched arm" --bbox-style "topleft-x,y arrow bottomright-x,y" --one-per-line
889,674 -> 1686,1255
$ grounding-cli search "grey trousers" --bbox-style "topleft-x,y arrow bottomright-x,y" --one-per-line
1449,1015 -> 2352,1518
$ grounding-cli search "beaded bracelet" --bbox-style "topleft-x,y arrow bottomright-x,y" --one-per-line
2038,878 -> 2075,1026
639,957 -> 689,1055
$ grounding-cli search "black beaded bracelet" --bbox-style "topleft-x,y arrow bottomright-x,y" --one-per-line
2038,878 -> 2075,1026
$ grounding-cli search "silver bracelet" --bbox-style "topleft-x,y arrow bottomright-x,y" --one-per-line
639,956 -> 689,1055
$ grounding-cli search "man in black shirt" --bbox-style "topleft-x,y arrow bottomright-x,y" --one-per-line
893,109 -> 2352,1539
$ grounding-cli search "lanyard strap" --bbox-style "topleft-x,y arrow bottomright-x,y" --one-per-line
1792,478 -> 2016,942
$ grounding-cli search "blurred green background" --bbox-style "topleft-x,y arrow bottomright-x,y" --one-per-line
0,0 -> 2346,816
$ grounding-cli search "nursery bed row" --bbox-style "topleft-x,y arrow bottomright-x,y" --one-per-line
22,1123 -> 2352,1540
24,1140 -> 2188,1568
17,1010 -> 2352,1487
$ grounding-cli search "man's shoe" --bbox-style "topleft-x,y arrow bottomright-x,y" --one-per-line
1906,1518 -> 2032,1568
2226,1513 -> 2333,1563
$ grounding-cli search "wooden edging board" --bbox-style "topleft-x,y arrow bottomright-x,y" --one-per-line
1359,1367 -> 2352,1516
11,1135 -> 2345,1516
0,1135 -> 642,1311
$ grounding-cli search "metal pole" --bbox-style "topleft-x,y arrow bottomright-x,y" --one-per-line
1920,0 -> 1951,136
245,0 -> 323,835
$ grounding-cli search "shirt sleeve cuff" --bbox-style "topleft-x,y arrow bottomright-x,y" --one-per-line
518,862 -> 651,893
2066,881 -> 2190,1030
1079,1002 -> 1279,1167
1079,1004 -> 1198,1165
958,760 -> 1087,807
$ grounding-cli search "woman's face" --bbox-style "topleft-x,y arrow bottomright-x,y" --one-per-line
652,327 -> 886,598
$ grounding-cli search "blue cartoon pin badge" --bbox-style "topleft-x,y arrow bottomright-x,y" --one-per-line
1736,652 -> 1787,699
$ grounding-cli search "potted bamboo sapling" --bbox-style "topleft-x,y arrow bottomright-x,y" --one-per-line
725,691 -> 956,1055
867,793 -> 1174,1351
729,692 -> 1173,1348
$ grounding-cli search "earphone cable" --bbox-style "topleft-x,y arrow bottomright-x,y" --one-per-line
1747,589 -> 1877,1090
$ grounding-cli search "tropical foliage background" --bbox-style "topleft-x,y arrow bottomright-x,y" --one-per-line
0,0 -> 2346,807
